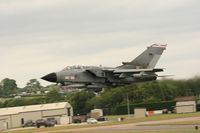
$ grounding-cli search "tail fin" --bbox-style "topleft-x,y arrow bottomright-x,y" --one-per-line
118,44 -> 167,69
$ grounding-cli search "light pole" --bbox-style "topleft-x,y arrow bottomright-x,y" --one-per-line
127,93 -> 130,117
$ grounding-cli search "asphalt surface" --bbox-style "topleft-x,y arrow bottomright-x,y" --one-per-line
37,124 -> 197,133
36,117 -> 200,133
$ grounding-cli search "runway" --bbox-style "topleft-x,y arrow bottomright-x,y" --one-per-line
37,116 -> 200,133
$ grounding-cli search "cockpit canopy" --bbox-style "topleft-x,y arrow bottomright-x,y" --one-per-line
62,65 -> 100,71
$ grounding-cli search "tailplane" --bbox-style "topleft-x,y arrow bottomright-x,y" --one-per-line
118,44 -> 167,69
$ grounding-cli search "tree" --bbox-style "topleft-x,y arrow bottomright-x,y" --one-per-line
25,79 -> 41,93
2,97 -> 46,107
1,78 -> 18,96
67,91 -> 95,115
45,84 -> 61,91
46,89 -> 64,103
0,85 -> 2,96
0,101 -> 3,108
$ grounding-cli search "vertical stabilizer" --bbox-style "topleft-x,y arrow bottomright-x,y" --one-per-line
118,44 -> 167,69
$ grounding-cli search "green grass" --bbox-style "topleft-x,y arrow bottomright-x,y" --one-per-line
145,120 -> 200,126
106,112 -> 200,124
5,112 -> 200,133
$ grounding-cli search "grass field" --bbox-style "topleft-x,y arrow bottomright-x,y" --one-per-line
106,112 -> 200,124
4,112 -> 200,133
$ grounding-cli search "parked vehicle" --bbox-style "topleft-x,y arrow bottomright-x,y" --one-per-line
47,118 -> 58,124
86,118 -> 97,124
72,115 -> 87,123
96,116 -> 107,121
73,119 -> 82,123
22,120 -> 36,128
35,119 -> 55,128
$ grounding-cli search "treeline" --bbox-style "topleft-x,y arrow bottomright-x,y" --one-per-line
0,78 -> 61,97
1,77 -> 200,115
72,77 -> 200,115
0,89 -> 64,108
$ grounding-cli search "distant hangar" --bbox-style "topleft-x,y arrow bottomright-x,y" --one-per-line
0,102 -> 73,130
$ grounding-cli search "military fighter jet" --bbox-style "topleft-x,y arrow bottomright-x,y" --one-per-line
41,44 -> 167,90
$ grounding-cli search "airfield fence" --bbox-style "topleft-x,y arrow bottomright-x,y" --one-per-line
112,101 -> 176,115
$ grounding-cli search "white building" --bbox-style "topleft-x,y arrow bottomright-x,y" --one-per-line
175,96 -> 196,114
0,102 -> 73,130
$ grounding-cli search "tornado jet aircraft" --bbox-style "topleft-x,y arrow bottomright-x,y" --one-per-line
41,44 -> 167,90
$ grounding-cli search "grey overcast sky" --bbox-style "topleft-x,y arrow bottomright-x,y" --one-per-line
1,0 -> 200,87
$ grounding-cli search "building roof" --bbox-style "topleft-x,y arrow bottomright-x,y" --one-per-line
174,96 -> 196,102
0,102 -> 71,116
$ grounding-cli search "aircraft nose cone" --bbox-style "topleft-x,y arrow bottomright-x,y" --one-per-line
41,72 -> 57,82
